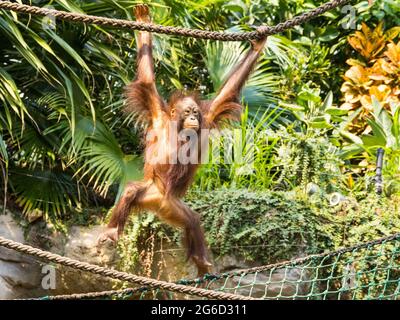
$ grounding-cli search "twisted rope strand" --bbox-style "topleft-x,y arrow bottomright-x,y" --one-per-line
17,288 -> 141,300
0,236 -> 253,300
0,0 -> 352,41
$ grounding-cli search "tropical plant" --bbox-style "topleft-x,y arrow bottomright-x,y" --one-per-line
280,88 -> 348,132
340,98 -> 400,195
0,1 -> 133,217
1,0 -> 316,220
354,0 -> 400,28
194,106 -> 285,191
340,22 -> 400,133
204,37 -> 280,113
194,90 -> 345,194
274,128 -> 343,193
2,0 -> 396,223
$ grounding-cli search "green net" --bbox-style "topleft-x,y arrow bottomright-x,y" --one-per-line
116,233 -> 400,300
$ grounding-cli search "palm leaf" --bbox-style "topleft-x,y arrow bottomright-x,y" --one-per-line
204,39 -> 279,112
8,167 -> 81,218
64,117 -> 143,198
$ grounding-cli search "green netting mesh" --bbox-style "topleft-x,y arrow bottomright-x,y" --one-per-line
117,234 -> 400,300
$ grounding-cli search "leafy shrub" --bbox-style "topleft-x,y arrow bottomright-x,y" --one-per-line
340,99 -> 400,196
186,189 -> 336,263
116,187 -> 400,289
117,213 -> 162,276
340,22 -> 400,134
194,100 -> 345,194
326,194 -> 400,299
116,189 -> 338,273
272,125 -> 343,192
333,194 -> 400,246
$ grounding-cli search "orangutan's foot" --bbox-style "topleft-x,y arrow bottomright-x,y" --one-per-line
97,227 -> 119,246
192,255 -> 212,277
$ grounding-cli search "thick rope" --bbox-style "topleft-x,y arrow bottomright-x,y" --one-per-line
18,288 -> 141,300
0,0 -> 352,41
0,236 -> 253,300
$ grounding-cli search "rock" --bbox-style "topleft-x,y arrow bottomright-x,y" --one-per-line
48,225 -> 119,295
0,212 -> 44,299
203,255 -> 311,299
229,267 -> 311,299
0,213 -> 120,298
214,255 -> 246,272
64,226 -> 118,265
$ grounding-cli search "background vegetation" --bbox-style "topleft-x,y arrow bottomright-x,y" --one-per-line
0,0 -> 399,277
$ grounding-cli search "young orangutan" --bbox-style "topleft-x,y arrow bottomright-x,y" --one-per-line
98,4 -> 268,275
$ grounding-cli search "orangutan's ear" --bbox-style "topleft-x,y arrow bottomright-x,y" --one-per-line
170,107 -> 176,118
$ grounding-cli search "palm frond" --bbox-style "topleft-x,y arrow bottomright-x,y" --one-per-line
204,40 -> 280,112
65,117 -> 143,198
8,167 -> 81,218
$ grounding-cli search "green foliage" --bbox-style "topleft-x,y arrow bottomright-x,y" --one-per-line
0,0 -> 137,218
273,126 -> 343,192
341,99 -> 400,195
186,189 -> 336,263
2,0 -> 332,219
194,107 -> 285,191
335,194 -> 400,246
327,194 -> 400,299
194,99 -> 344,193
117,213 -> 162,273
204,38 -> 280,113
354,0 -> 400,27
61,116 -> 144,199
117,189 -> 399,273
281,89 -> 346,131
